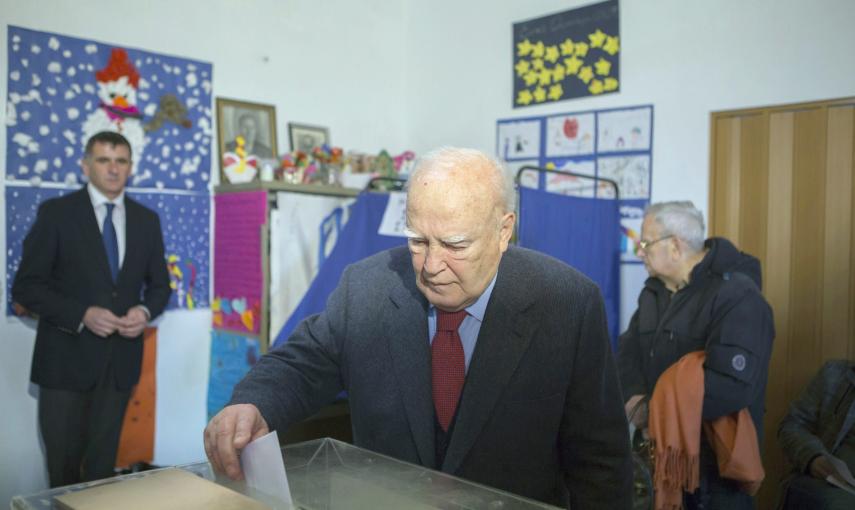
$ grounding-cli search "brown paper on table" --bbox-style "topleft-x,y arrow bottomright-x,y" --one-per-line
54,468 -> 271,510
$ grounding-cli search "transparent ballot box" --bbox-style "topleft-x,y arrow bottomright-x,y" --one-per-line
12,438 -> 560,509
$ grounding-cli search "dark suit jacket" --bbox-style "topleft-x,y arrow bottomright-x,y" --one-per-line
778,360 -> 855,474
12,187 -> 170,391
231,246 -> 632,508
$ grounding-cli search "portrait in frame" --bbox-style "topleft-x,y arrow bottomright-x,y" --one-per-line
216,97 -> 277,184
288,123 -> 330,154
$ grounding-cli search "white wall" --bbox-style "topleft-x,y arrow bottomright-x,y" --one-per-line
404,0 -> 855,214
3,0 -> 855,505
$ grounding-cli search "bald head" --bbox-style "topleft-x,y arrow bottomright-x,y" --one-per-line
404,147 -> 516,311
407,147 -> 514,218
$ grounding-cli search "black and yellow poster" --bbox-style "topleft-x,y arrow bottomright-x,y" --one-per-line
513,0 -> 620,107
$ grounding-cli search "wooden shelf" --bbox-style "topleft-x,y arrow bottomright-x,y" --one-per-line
215,181 -> 361,198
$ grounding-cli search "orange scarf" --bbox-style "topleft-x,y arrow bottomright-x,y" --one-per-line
648,351 -> 764,510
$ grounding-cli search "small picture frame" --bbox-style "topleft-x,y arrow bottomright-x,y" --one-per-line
216,97 -> 278,184
288,123 -> 330,153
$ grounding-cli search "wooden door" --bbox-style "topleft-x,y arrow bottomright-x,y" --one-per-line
709,97 -> 855,508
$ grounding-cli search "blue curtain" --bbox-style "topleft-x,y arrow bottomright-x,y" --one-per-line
518,187 -> 621,348
273,192 -> 406,346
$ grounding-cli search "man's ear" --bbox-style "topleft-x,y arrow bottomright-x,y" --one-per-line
80,157 -> 91,179
670,237 -> 685,261
499,212 -> 515,250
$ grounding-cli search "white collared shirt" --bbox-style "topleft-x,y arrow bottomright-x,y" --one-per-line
87,183 -> 126,268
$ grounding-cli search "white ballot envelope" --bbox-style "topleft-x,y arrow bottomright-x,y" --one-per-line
240,430 -> 293,507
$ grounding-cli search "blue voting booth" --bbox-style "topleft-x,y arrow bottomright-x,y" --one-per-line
273,192 -> 406,345
517,183 -> 621,348
276,179 -> 622,350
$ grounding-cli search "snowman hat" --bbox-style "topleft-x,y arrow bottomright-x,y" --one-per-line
96,48 -> 140,88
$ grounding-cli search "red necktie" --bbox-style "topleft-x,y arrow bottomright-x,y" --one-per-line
432,310 -> 468,431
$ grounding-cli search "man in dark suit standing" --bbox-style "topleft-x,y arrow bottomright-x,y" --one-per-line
13,131 -> 170,487
204,147 -> 632,508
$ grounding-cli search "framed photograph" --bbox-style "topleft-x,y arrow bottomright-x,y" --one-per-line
288,123 -> 330,153
216,97 -> 278,184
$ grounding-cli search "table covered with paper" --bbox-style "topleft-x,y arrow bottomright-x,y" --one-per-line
11,436 -> 559,510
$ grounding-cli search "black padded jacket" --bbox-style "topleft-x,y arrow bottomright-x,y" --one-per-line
617,237 -> 775,443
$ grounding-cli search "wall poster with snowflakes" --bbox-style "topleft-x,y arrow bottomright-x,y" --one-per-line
4,26 -> 213,314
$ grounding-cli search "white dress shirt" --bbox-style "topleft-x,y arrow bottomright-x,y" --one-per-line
87,183 -> 126,269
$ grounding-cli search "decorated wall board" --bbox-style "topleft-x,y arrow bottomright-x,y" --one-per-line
131,192 -> 210,309
206,329 -> 261,420
5,187 -> 210,312
6,26 -> 213,190
4,26 -> 213,314
513,0 -> 620,107
212,191 -> 267,336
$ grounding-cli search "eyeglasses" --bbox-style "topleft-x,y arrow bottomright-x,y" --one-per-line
638,235 -> 674,251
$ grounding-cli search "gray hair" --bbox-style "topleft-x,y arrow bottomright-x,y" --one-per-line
407,147 -> 515,214
645,201 -> 706,253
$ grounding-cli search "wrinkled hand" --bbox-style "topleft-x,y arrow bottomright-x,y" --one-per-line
118,306 -> 148,338
204,404 -> 270,480
625,394 -> 648,429
83,306 -> 122,337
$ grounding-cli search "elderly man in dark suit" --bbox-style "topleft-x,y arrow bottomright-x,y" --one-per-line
204,147 -> 632,508
12,131 -> 170,487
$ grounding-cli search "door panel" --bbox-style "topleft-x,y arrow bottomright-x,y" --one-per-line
709,97 -> 855,509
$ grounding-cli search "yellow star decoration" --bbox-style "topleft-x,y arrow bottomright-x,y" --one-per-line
515,32 -> 620,104
589,29 -> 607,48
544,45 -> 560,63
564,56 -> 583,75
560,38 -> 575,56
545,161 -> 557,170
523,71 -> 539,86
604,77 -> 619,91
517,39 -> 533,57
603,36 -> 620,55
594,57 -> 611,76
578,65 -> 594,84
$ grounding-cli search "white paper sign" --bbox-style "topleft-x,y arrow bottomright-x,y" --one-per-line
240,430 -> 293,506
378,191 -> 408,237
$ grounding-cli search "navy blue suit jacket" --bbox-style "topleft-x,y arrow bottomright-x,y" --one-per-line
13,188 -> 170,391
